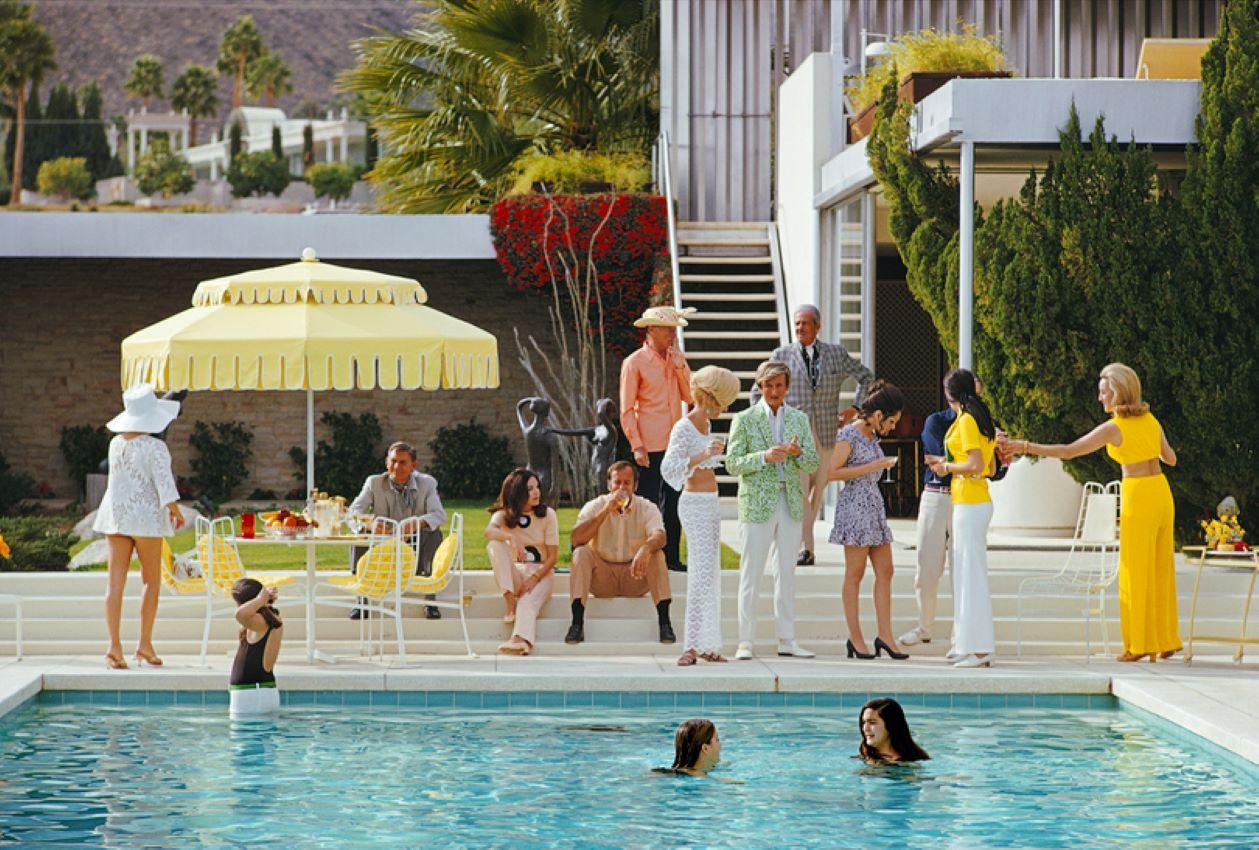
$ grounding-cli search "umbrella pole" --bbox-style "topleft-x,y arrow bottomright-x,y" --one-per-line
306,387 -> 315,498
305,386 -> 318,664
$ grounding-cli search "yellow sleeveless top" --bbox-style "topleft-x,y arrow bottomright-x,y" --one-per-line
1106,412 -> 1163,465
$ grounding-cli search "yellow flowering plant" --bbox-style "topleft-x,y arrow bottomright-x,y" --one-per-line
1200,497 -> 1246,549
0,533 -> 10,560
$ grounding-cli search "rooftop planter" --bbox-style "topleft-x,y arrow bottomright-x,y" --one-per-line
846,25 -> 1013,144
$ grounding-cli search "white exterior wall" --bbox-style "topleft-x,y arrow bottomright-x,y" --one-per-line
774,53 -> 835,321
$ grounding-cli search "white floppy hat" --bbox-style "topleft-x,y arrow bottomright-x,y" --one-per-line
106,384 -> 181,434
633,305 -> 697,328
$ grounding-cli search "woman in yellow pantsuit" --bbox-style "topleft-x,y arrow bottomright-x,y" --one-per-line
1011,363 -> 1181,662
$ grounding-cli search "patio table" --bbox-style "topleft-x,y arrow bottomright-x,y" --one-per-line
224,533 -> 370,664
1181,545 -> 1259,664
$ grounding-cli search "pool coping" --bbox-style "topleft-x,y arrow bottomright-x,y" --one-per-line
1,655 -> 1256,765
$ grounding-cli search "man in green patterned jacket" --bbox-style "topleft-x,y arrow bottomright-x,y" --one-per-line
725,360 -> 820,660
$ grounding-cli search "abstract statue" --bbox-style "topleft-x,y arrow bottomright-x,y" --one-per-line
517,396 -> 621,503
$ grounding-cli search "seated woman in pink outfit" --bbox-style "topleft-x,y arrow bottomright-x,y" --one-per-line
484,468 -> 559,655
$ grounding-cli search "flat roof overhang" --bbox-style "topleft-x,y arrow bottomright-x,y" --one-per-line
815,77 -> 1202,210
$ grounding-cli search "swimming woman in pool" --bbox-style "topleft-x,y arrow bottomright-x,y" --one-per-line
653,719 -> 741,783
858,698 -> 929,763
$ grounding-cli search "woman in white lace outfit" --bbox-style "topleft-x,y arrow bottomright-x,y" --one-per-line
663,366 -> 741,666
93,385 -> 186,670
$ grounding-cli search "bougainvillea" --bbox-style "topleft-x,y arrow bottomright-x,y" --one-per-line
490,193 -> 669,357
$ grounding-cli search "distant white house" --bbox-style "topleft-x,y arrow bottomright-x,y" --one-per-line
182,106 -> 368,180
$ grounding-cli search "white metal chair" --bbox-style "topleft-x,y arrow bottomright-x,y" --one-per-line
1016,481 -> 1121,660
405,513 -> 475,657
0,594 -> 22,660
315,517 -> 411,661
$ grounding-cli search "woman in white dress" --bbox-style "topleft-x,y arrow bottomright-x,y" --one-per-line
93,385 -> 185,669
663,366 -> 741,666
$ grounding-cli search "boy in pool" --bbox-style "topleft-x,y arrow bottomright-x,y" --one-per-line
229,579 -> 283,718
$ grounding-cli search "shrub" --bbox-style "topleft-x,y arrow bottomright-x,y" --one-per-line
427,422 -> 516,499
0,452 -> 35,515
36,157 -> 93,201
491,193 -> 668,357
509,151 -> 651,196
0,516 -> 76,572
189,421 -> 253,504
247,488 -> 277,500
306,162 -> 355,202
227,151 -> 290,198
289,411 -> 383,500
59,424 -> 111,499
135,142 -> 196,198
847,25 -> 1010,112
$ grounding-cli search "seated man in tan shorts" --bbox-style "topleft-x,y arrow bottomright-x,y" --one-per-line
565,460 -> 676,645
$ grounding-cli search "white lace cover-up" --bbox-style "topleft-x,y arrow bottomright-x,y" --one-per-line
662,418 -> 724,654
92,435 -> 181,537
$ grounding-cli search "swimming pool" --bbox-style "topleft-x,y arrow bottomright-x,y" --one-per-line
2,692 -> 1256,847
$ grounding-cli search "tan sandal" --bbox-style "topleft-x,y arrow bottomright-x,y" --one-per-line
1116,652 -> 1148,663
676,649 -> 698,666
105,652 -> 129,670
700,652 -> 728,663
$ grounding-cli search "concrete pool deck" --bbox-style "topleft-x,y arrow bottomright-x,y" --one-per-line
1,652 -> 1255,765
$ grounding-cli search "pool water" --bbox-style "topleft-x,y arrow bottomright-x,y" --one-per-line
2,695 -> 1257,847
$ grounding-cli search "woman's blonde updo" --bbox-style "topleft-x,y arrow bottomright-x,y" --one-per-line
691,366 -> 741,414
1099,362 -> 1149,417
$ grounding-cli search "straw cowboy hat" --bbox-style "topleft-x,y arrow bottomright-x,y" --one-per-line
633,305 -> 697,328
107,384 -> 181,434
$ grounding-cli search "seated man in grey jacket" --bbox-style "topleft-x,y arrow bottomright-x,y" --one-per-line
348,440 -> 447,620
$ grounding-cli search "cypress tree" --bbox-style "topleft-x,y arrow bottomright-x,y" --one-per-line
271,123 -> 282,158
78,83 -> 114,181
42,83 -> 79,162
302,122 -> 313,170
228,120 -> 242,161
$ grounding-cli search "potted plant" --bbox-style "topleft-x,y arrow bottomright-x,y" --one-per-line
510,150 -> 650,196
847,25 -> 1012,143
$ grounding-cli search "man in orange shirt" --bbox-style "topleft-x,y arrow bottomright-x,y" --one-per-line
619,306 -> 695,571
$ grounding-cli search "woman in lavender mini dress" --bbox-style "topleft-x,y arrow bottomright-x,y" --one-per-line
827,381 -> 907,661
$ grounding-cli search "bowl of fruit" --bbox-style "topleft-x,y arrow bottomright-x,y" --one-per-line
261,509 -> 315,538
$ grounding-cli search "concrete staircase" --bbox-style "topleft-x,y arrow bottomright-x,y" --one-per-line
674,221 -> 787,498
2,567 -> 1251,659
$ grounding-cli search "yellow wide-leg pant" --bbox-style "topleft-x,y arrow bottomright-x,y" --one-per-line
1118,474 -> 1182,655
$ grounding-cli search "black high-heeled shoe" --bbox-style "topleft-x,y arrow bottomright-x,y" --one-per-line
874,637 -> 909,660
846,639 -> 875,660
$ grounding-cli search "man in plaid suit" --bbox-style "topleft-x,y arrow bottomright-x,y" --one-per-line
751,304 -> 874,565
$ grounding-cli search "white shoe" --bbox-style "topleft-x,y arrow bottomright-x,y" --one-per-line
951,653 -> 993,668
777,641 -> 815,658
734,643 -> 754,661
945,647 -> 962,662
899,627 -> 931,646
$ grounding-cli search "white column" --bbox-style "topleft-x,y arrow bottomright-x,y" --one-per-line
1053,0 -> 1063,78
339,131 -> 348,163
959,140 -> 975,370
861,190 -> 877,371
140,128 -> 148,155
127,127 -> 136,173
324,138 -> 334,162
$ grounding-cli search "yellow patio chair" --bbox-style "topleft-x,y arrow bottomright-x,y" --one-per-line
405,513 -> 474,657
196,516 -> 297,593
158,539 -> 234,666
315,517 -> 411,661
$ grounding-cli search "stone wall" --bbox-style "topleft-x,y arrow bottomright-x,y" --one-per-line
0,257 -> 585,499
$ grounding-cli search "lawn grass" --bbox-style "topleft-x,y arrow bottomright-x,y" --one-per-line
70,499 -> 742,571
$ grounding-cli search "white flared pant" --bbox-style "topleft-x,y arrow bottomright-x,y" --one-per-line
678,490 -> 722,653
951,501 -> 994,655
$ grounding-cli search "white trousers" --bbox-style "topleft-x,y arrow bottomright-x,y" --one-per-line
678,490 -> 723,654
914,490 -> 953,634
229,685 -> 280,717
951,501 -> 995,655
738,490 -> 802,644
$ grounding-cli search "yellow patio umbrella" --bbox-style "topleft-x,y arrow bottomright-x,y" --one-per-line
120,247 -> 500,497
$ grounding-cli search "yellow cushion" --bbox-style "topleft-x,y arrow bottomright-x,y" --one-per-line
197,534 -> 247,589
159,541 -> 206,593
351,542 -> 416,599
408,534 -> 457,594
327,575 -> 359,589
247,573 -> 294,587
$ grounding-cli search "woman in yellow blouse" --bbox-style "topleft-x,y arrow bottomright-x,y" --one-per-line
1012,363 -> 1180,662
927,369 -> 999,668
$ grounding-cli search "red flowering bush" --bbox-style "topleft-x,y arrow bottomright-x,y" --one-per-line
491,193 -> 669,357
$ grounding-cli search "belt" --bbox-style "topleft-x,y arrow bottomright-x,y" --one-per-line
1121,459 -> 1161,478
923,485 -> 950,494
229,681 -> 277,691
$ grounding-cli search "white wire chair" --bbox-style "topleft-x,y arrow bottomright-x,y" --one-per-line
315,517 -> 412,661
405,513 -> 475,658
1016,481 -> 1121,660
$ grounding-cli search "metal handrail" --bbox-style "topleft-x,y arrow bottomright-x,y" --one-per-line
766,221 -> 791,348
654,129 -> 685,352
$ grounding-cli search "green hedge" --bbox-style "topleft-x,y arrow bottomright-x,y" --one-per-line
0,516 -> 76,572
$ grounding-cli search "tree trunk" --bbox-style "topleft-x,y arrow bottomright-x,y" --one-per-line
234,55 -> 246,109
265,88 -> 273,108
189,116 -> 198,148
9,82 -> 27,206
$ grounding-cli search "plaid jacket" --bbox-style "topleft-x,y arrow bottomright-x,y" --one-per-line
750,341 -> 874,449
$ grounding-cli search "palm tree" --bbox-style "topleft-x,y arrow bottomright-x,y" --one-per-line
0,11 -> 56,206
216,14 -> 265,110
124,54 -> 164,111
171,65 -> 219,147
338,0 -> 659,213
246,50 -> 292,108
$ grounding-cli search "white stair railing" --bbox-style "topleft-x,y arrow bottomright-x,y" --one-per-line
653,129 -> 685,352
